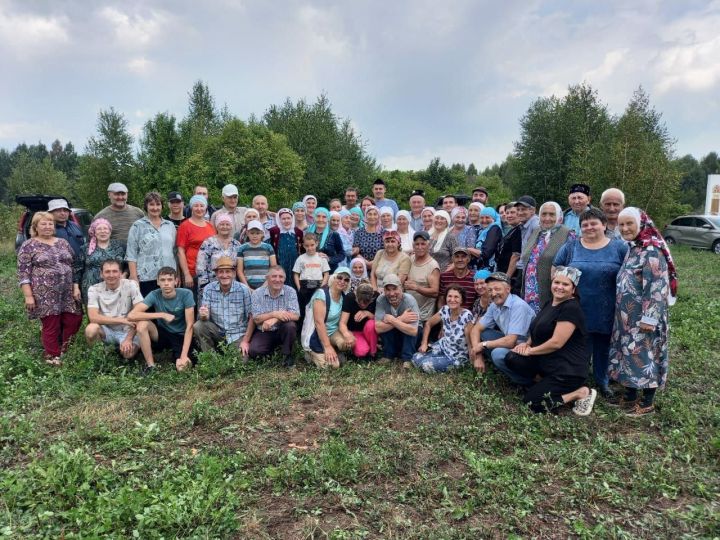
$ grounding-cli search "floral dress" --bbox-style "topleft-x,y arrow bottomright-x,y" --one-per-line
411,306 -> 474,373
81,240 -> 126,303
608,245 -> 670,389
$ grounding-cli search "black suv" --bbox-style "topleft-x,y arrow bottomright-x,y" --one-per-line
15,195 -> 94,252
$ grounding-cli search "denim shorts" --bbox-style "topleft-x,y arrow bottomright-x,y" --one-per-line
101,325 -> 140,346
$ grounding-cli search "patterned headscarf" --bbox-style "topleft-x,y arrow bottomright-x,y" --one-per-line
189,195 -> 208,208
87,218 -> 112,255
277,208 -> 295,233
553,265 -> 582,286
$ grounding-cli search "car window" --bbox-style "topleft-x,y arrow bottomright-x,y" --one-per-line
708,217 -> 720,228
672,217 -> 694,227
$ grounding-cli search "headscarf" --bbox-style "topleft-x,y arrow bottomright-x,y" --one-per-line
189,195 -> 207,208
474,269 -> 492,281
215,213 -> 233,234
349,257 -> 368,278
302,195 -> 317,206
87,218 -> 112,255
364,205 -> 380,231
422,206 -> 436,217
349,206 -> 364,229
451,206 -> 468,230
308,207 -> 330,249
553,265 -> 582,286
619,207 -> 678,300
395,210 -> 415,254
431,210 -> 451,253
538,201 -> 564,241
476,207 -> 502,249
292,201 -> 306,212
302,195 -> 317,224
277,208 -> 295,233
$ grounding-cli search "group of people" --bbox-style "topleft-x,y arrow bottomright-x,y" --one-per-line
17,178 -> 677,417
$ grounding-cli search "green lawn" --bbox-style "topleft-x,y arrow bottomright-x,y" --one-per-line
1,245 -> 718,539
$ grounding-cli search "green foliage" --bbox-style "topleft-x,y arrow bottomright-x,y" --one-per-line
675,151 -> 719,212
7,155 -> 70,201
137,112 -> 180,196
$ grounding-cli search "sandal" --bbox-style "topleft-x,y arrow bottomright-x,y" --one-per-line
44,356 -> 62,366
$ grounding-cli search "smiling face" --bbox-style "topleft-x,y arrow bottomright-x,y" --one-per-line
168,199 -> 184,215
372,183 -> 386,200
216,220 -> 233,237
314,212 -> 328,230
341,214 -> 352,230
351,260 -> 365,276
109,191 -> 127,209
280,213 -> 293,229
304,198 -> 317,214
383,236 -> 399,254
50,207 -> 70,225
618,215 -> 639,241
244,210 -> 259,224
442,197 -> 456,212
333,272 -> 350,291
361,198 -> 373,212
410,195 -> 425,213
267,268 -> 286,292
473,191 -> 488,204
349,213 -> 360,227
569,192 -> 590,213
452,251 -> 469,270
216,267 -> 235,287
413,237 -> 429,257
330,214 -> 341,230
422,211 -> 434,231
540,206 -> 558,229
515,205 -> 530,222
380,212 -> 393,228
474,278 -> 488,297
345,189 -> 358,207
223,194 -> 238,210
192,202 -> 207,219
293,207 -> 306,222
488,281 -> 510,306
147,200 -> 162,218
94,223 -> 111,242
253,196 -> 268,216
365,208 -> 379,226
396,214 -> 409,232
329,200 -> 342,212
101,261 -> 123,287
505,206 -> 518,226
453,209 -> 467,228
468,206 -> 480,223
433,215 -> 448,231
580,217 -> 604,241
445,288 -> 463,309
551,274 -> 575,302
247,229 -> 264,244
601,194 -> 624,222
479,214 -> 494,227
383,284 -> 402,306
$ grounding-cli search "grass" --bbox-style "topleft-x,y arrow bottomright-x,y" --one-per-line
0,243 -> 718,538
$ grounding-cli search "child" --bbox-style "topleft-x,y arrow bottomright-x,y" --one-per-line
349,256 -> 369,293
237,220 -> 277,290
293,233 -> 330,325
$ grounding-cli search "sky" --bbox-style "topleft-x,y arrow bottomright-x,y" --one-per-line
1,0 -> 719,171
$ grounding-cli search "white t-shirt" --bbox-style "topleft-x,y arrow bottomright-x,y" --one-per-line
292,253 -> 330,281
87,279 -> 144,331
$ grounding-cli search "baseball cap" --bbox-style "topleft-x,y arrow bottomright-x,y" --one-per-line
222,184 -> 239,197
383,274 -> 402,288
168,191 -> 183,202
47,199 -> 70,212
107,182 -> 128,193
213,256 -> 235,270
485,272 -> 511,285
333,266 -> 351,276
453,246 -> 470,256
247,220 -> 263,231
515,195 -> 537,208
472,186 -> 489,195
413,231 -> 430,241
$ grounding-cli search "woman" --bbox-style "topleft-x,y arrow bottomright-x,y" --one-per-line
520,201 -> 574,313
269,208 -> 304,287
339,210 -> 355,244
349,256 -> 369,292
553,207 -> 628,399
428,210 -> 457,272
329,198 -> 342,212
330,210 -> 353,265
412,286 -> 474,373
360,196 -> 375,214
176,195 -> 216,291
505,266 -> 597,415
292,202 -> 309,232
196,213 -> 242,293
126,192 -> 177,296
452,206 -> 481,266
81,218 -> 125,303
608,208 -> 676,417
379,207 -> 395,231
308,267 -> 354,368
348,207 -> 364,232
308,208 -> 346,273
395,210 -> 415,255
468,202 -> 484,228
421,207 -> 436,232
352,206 -> 383,267
475,207 -> 503,271
471,269 -> 492,321
302,195 -> 318,225
371,230 -> 411,290
234,208 -> 260,243
17,212 -> 82,364
339,282 -> 378,361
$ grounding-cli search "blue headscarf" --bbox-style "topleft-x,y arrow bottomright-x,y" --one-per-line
308,207 -> 330,249
474,269 -> 492,281
476,207 -> 502,249
349,206 -> 364,229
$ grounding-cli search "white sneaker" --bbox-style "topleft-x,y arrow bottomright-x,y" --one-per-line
573,388 -> 597,416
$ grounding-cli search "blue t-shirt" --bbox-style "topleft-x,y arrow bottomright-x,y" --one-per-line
553,238 -> 628,333
238,242 -> 274,289
142,288 -> 195,334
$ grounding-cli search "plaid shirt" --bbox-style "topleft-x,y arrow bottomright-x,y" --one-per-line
200,281 -> 252,343
251,285 -> 299,331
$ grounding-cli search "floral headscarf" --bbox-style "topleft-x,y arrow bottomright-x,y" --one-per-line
88,218 -> 112,255
277,208 -> 295,233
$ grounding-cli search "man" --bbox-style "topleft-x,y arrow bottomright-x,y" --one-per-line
85,260 -> 151,366
252,194 -> 275,240
372,178 -> 399,216
210,184 -> 247,236
600,188 -> 625,239
165,191 -> 186,229
194,256 -> 253,354
129,266 -> 196,372
438,247 -> 477,310
93,183 -> 145,247
564,183 -> 593,236
469,272 -> 535,383
442,195 -> 458,213
184,185 -> 217,219
48,198 -> 85,258
248,265 -> 300,367
375,273 -> 420,366
342,187 -> 359,211
404,231 -> 440,343
472,187 -> 489,205
408,190 -> 426,232
513,195 -> 539,294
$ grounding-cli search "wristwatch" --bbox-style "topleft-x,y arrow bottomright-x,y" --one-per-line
481,341 -> 488,348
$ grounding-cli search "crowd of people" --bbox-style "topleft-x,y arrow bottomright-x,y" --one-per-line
16,179 -> 677,417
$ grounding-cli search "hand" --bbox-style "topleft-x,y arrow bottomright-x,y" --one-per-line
198,306 -> 210,320
399,309 -> 419,324
418,342 -> 428,353
239,340 -> 250,357
176,356 -> 192,371
24,296 -> 36,311
639,322 -> 654,332
473,342 -> 484,354
262,319 -> 277,331
119,337 -> 135,356
72,284 -> 81,302
183,275 -> 194,288
513,343 -> 531,356
162,313 -> 175,323
404,279 -> 417,291
276,311 -> 291,322
343,333 -> 356,348
473,356 -> 486,373
130,276 -> 140,284
318,253 -> 329,260
325,347 -> 339,368
354,311 -> 369,323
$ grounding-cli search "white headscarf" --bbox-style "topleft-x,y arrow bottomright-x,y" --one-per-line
431,210 -> 451,253
395,210 -> 415,254
276,208 -> 295,233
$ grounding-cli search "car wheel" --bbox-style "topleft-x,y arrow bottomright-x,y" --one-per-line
664,236 -> 676,245
713,240 -> 720,254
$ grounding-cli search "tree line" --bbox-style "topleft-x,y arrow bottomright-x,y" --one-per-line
0,80 -> 716,225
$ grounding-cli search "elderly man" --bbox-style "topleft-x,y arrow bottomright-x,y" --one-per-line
165,191 -> 186,229
372,178 -> 399,217
564,183 -> 593,236
513,195 -> 539,295
600,188 -> 625,239
184,185 -> 217,219
210,184 -> 247,236
252,194 -> 275,240
375,273 -> 420,366
48,198 -> 85,258
472,186 -> 489,205
248,265 -> 300,367
408,190 -> 426,232
93,182 -> 145,247
194,256 -> 253,354
469,272 -> 535,384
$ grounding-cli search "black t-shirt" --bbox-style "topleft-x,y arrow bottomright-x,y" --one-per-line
342,291 -> 378,332
166,215 -> 186,230
529,298 -> 588,378
495,225 -> 522,274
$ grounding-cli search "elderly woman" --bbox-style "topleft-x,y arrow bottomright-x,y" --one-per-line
348,206 -> 364,232
471,269 -> 492,321
234,208 -> 260,243
330,210 -> 353,265
303,195 -> 318,225
269,208 -> 304,287
17,211 -> 82,364
349,256 -> 369,292
452,206 -> 482,266
81,218 -> 125,303
475,207 -> 503,270
379,206 -> 395,231
292,202 -> 309,231
308,267 -> 354,368
126,191 -> 177,296
395,210 -> 415,255
308,207 -> 346,273
371,230 -> 411,290
608,208 -> 677,417
505,267 -> 597,415
196,213 -> 242,294
428,210 -> 457,272
352,206 -> 384,267
553,207 -> 628,399
176,195 -> 216,291
421,206 -> 436,232
412,285 -> 474,373
520,201 -> 574,313
339,282 -> 379,361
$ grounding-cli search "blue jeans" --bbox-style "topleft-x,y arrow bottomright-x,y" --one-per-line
379,328 -> 416,361
587,332 -> 610,387
481,328 -> 532,386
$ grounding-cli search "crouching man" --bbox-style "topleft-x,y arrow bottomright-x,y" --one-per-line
85,259 -> 152,366
375,273 -> 420,366
193,256 -> 253,355
129,267 -> 196,372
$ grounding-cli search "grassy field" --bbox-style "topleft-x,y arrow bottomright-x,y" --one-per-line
0,244 -> 718,539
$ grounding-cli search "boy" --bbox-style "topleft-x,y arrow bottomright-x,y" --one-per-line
237,220 -> 277,290
293,232 -> 330,323
129,267 -> 196,372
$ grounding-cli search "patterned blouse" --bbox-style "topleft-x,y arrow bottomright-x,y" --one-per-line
353,228 -> 383,261
434,306 -> 474,362
81,240 -> 126,304
125,217 -> 177,282
196,236 -> 242,289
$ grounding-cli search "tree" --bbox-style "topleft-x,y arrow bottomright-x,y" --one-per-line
7,155 -> 69,201
49,140 -> 79,181
178,80 -> 221,158
137,112 -> 180,196
467,163 -> 478,176
0,148 -> 11,203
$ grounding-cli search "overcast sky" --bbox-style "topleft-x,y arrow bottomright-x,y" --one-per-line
1,0 -> 718,170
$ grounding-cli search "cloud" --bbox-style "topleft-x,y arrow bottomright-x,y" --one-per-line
0,120 -> 53,140
296,5 -> 350,58
98,6 -> 168,49
127,56 -> 153,75
583,48 -> 630,82
0,5 -> 69,55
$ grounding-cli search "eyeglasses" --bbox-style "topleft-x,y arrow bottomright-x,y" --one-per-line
335,275 -> 350,282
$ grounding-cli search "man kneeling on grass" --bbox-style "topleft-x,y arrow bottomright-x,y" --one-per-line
193,256 -> 253,355
85,259 -> 152,367
128,266 -> 196,373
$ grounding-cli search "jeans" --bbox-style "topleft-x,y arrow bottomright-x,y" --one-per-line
379,328 -> 416,361
481,328 -> 531,386
411,350 -> 460,373
587,332 -> 611,388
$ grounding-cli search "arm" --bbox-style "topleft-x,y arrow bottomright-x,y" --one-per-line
312,297 -> 339,367
370,257 -> 379,290
327,234 -> 346,268
87,307 -> 134,327
479,227 -> 501,267
236,257 -> 249,287
128,302 -> 174,323
321,271 -> 329,287
640,249 -> 668,330
514,323 -> 573,356
293,272 -> 301,290
127,261 -> 140,283
418,311 -> 441,352
178,306 -> 195,365
176,246 -> 193,288
507,253 -> 520,279
378,309 -> 419,336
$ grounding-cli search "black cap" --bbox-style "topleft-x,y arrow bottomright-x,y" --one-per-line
413,230 -> 430,241
569,183 -> 591,196
410,189 -> 425,197
515,195 -> 537,208
485,272 -> 511,285
168,191 -> 183,202
373,178 -> 386,186
472,186 -> 488,195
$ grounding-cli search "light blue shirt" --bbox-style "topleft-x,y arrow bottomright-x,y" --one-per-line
125,217 -> 177,281
563,207 -> 590,236
479,293 -> 535,338
201,280 -> 252,343
375,199 -> 399,217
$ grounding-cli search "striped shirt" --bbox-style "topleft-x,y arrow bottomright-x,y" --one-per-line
237,242 -> 275,289
438,269 -> 477,310
200,281 -> 252,343
94,205 -> 146,247
251,285 -> 299,331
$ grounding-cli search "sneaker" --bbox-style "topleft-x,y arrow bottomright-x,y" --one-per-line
402,361 -> 412,369
599,385 -> 615,399
625,403 -> 655,417
283,355 -> 296,368
377,357 -> 394,365
141,364 -> 156,377
573,388 -> 597,416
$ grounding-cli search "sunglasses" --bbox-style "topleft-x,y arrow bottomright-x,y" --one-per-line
335,275 -> 350,282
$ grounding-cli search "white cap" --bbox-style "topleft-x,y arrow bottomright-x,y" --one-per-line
247,219 -> 263,231
107,182 -> 128,193
222,184 -> 239,197
47,199 -> 70,212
